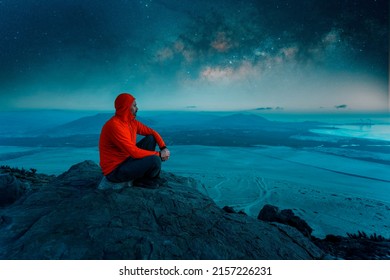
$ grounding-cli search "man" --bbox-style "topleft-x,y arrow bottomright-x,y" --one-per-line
99,93 -> 170,187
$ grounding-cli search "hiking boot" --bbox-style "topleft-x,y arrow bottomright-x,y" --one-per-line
98,177 -> 133,190
133,177 -> 167,189
112,180 -> 133,190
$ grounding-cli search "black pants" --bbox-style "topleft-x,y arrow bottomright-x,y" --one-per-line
106,135 -> 161,183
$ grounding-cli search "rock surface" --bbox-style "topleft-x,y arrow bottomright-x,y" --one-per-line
257,205 -> 390,260
0,174 -> 25,206
0,160 -> 325,260
313,233 -> 390,260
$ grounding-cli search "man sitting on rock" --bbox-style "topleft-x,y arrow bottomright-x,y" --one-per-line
99,93 -> 170,188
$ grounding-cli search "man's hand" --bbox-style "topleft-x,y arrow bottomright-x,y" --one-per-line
160,148 -> 170,161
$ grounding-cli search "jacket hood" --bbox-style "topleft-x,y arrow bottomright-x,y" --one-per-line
114,93 -> 135,122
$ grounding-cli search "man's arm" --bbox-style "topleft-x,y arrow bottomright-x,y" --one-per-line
135,120 -> 167,150
135,120 -> 171,161
109,120 -> 160,159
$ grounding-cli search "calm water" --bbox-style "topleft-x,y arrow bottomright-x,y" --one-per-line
311,124 -> 390,142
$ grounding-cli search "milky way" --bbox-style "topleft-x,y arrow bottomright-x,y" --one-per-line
0,0 -> 388,111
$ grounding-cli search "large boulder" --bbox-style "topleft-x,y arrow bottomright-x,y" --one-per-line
0,161 -> 325,260
257,204 -> 313,238
0,174 -> 25,206
54,160 -> 103,188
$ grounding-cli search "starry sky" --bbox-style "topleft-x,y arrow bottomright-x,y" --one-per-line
0,0 -> 388,112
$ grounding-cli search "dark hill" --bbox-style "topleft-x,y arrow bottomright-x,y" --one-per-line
42,114 -> 157,136
44,113 -> 111,136
206,113 -> 270,129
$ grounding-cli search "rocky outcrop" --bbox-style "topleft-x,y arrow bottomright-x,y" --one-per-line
0,160 -> 325,260
313,233 -> 390,260
257,205 -> 390,260
54,160 -> 103,188
258,204 -> 313,238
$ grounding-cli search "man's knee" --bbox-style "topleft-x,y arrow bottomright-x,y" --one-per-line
149,155 -> 161,177
137,135 -> 157,151
143,135 -> 156,146
151,155 -> 161,169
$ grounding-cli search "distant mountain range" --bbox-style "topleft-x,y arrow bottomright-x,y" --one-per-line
206,113 -> 269,129
36,112 -> 272,136
2,110 -> 334,139
1,111 -> 389,157
41,113 -> 157,136
42,113 -> 111,136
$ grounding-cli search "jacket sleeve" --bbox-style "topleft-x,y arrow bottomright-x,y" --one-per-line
135,120 -> 167,150
110,121 -> 159,159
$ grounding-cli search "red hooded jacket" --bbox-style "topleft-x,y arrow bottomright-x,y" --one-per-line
99,93 -> 166,176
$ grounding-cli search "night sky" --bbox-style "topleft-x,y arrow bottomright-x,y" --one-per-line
0,0 -> 388,111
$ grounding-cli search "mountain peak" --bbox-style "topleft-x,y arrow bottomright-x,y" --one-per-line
0,161 -> 324,259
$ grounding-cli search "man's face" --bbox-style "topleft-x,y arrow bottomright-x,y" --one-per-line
130,100 -> 138,117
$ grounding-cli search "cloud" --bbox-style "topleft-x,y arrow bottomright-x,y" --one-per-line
155,47 -> 175,62
210,31 -> 235,52
200,66 -> 234,82
255,107 -> 273,111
